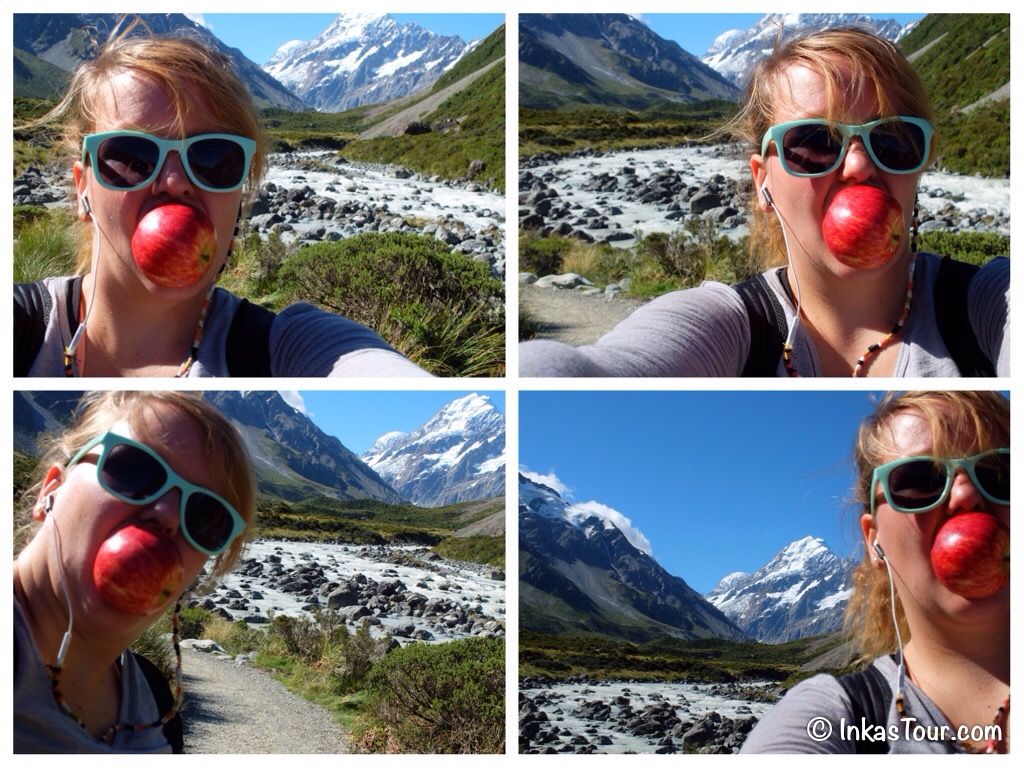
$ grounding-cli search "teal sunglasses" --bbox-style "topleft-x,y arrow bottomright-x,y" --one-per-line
871,449 -> 1010,515
81,130 -> 255,193
761,116 -> 934,178
68,431 -> 245,556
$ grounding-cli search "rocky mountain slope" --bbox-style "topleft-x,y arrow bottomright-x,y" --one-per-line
520,475 -> 747,643
12,13 -> 305,109
520,13 -> 739,111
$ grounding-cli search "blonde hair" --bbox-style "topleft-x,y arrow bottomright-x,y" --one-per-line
845,391 -> 1009,659
19,391 -> 256,580
724,26 -> 935,268
35,17 -> 268,272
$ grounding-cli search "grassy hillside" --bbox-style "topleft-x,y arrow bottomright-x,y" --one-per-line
341,25 -> 506,190
900,13 -> 1010,177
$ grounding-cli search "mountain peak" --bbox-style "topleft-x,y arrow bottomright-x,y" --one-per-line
361,395 -> 504,507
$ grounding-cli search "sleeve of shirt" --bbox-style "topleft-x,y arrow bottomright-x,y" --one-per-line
269,302 -> 434,378
518,282 -> 751,377
740,674 -> 856,754
968,255 -> 1009,376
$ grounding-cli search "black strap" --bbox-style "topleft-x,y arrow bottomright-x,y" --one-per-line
125,652 -> 184,754
225,298 -> 276,377
14,281 -> 50,377
734,270 -> 789,377
836,664 -> 893,754
934,256 -> 994,377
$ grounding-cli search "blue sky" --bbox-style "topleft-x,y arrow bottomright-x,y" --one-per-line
638,14 -> 927,56
520,391 -> 891,594
284,390 -> 505,456
194,14 -> 504,65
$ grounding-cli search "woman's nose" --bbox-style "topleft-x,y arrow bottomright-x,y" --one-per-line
837,137 -> 877,183
138,490 -> 182,539
947,470 -> 986,514
150,151 -> 195,197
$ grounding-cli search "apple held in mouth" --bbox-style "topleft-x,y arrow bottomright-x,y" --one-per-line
930,512 -> 1010,599
822,185 -> 904,270
131,203 -> 216,288
93,525 -> 185,615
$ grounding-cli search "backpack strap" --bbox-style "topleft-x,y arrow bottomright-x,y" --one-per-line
836,664 -> 893,754
225,299 -> 276,377
933,256 -> 994,377
13,281 -> 51,377
734,269 -> 789,377
122,652 -> 184,754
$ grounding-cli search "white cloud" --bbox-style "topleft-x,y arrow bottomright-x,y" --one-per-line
567,500 -> 654,557
185,15 -> 210,30
519,467 -> 573,499
278,390 -> 307,415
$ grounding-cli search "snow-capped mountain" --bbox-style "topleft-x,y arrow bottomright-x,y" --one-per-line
701,13 -> 914,87
265,13 -> 477,112
520,474 -> 748,643
361,393 -> 505,508
706,536 -> 855,644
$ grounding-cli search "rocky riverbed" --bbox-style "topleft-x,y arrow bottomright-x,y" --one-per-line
519,145 -> 1010,248
520,676 -> 779,754
14,150 -> 507,280
189,539 -> 505,645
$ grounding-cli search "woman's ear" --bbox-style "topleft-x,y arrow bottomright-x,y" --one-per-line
861,512 -> 883,569
750,154 -> 771,211
73,162 -> 91,222
33,465 -> 64,522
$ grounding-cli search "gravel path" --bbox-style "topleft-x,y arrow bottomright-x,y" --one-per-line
179,645 -> 354,754
520,283 -> 644,346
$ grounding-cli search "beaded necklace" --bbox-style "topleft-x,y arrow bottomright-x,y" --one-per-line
63,282 -> 216,378
783,252 -> 917,377
894,689 -> 1009,754
46,602 -> 183,745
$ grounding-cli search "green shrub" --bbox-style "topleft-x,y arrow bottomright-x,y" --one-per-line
277,232 -> 504,376
519,233 -> 570,275
177,606 -> 214,640
363,636 -> 504,754
916,230 -> 1008,266
13,206 -> 81,282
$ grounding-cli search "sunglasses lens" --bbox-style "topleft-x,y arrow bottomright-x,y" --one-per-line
187,138 -> 247,190
184,493 -> 236,553
101,443 -> 168,500
887,459 -> 947,511
868,120 -> 927,172
781,124 -> 843,175
974,451 -> 1011,503
96,135 -> 161,189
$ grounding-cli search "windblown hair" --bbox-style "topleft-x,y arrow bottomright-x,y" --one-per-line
38,16 -> 268,211
19,391 -> 256,580
721,26 -> 935,268
845,391 -> 1010,659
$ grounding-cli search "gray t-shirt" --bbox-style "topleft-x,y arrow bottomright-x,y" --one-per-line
24,276 -> 433,377
741,655 -> 973,754
520,252 -> 1009,377
13,600 -> 172,753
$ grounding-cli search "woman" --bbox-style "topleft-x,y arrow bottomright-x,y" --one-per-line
519,28 -> 1009,377
14,22 -> 430,377
742,391 -> 1009,753
14,391 -> 256,752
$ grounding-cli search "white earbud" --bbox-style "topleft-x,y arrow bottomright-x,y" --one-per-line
873,540 -> 886,561
81,194 -> 92,216
43,493 -> 55,515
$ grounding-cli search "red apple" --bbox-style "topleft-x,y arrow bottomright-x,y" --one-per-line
822,185 -> 903,269
131,203 -> 216,288
93,525 -> 185,615
930,513 -> 1009,599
